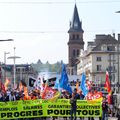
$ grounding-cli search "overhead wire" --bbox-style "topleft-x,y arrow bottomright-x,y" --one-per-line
0,29 -> 119,34
0,1 -> 119,4
0,0 -> 119,34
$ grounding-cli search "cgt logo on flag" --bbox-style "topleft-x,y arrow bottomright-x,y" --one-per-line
44,90 -> 55,99
42,86 -> 57,100
86,91 -> 103,102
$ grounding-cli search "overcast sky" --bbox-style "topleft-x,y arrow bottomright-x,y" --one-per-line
0,0 -> 120,64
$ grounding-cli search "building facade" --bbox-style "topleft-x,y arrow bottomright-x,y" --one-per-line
77,34 -> 120,91
68,4 -> 84,75
1,64 -> 37,87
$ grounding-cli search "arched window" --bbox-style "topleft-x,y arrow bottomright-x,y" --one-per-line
73,49 -> 76,57
73,34 -> 75,39
77,49 -> 79,57
76,35 -> 79,39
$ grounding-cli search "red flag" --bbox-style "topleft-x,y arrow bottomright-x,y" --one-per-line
0,81 -> 6,93
4,78 -> 10,90
104,71 -> 111,94
42,86 -> 58,100
107,94 -> 112,104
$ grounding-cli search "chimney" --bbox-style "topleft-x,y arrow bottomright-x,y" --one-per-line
118,34 -> 120,42
113,33 -> 115,38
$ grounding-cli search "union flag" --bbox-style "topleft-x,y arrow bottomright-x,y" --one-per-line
42,86 -> 60,101
104,71 -> 111,94
0,81 -> 6,93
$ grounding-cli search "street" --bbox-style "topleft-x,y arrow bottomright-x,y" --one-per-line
44,117 -> 118,120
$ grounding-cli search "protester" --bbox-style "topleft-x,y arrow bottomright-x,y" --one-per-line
107,91 -> 114,117
79,90 -> 84,100
0,90 -> 3,101
102,96 -> 108,120
9,91 -> 16,101
70,88 -> 79,120
0,67 -> 110,120
3,92 -> 9,102
79,90 -> 84,120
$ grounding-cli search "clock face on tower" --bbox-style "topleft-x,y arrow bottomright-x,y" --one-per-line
74,22 -> 78,28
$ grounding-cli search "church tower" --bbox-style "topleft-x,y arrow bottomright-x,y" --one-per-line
68,4 -> 84,75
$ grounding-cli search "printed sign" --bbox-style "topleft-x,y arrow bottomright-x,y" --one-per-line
0,99 -> 102,119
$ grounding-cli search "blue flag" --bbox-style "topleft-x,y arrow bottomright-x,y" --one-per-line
59,64 -> 68,88
64,83 -> 72,94
54,77 -> 59,89
80,72 -> 88,96
59,64 -> 72,94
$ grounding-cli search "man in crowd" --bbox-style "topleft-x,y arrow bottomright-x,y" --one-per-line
70,88 -> 79,120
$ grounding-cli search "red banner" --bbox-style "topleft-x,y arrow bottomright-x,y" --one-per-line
86,91 -> 103,101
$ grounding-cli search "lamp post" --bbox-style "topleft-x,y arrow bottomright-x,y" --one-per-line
0,38 -> 13,82
115,11 -> 120,13
7,47 -> 21,87
115,11 -> 120,93
3,52 -> 10,82
116,41 -> 120,93
0,39 -> 13,42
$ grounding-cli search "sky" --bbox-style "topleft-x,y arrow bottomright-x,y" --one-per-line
0,0 -> 120,65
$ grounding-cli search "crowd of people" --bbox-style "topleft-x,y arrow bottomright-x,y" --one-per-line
0,88 -> 41,102
0,88 -> 118,120
0,82 -> 120,120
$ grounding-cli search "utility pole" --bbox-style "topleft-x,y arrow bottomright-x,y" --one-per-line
3,52 -> 10,82
115,11 -> 120,93
0,39 -> 13,83
109,53 -> 112,84
117,38 -> 120,93
7,47 -> 21,88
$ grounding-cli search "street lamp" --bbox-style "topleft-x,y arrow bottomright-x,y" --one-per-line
115,12 -> 120,93
0,39 -> 13,42
0,38 -> 13,82
117,41 -> 120,93
115,11 -> 120,13
3,52 -> 10,82
7,47 -> 21,87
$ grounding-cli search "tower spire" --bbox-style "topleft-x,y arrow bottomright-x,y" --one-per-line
68,3 -> 84,75
68,4 -> 84,33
